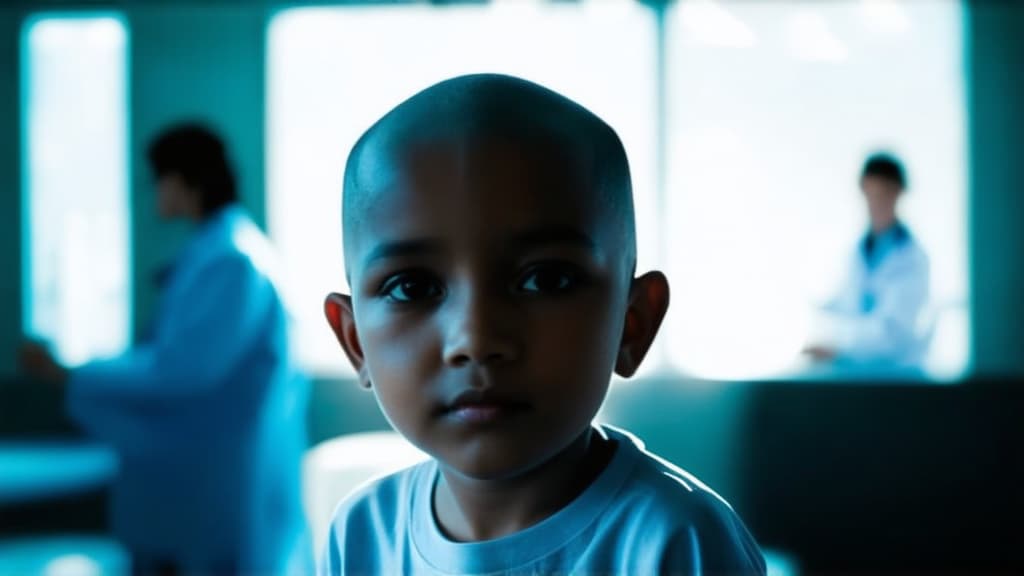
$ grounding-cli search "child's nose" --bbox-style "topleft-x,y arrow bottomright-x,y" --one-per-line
441,291 -> 521,367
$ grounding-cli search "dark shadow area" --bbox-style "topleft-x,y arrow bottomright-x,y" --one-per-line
0,489 -> 109,538
4,373 -> 1023,574
743,378 -> 1023,575
0,377 -> 108,538
0,378 -> 78,439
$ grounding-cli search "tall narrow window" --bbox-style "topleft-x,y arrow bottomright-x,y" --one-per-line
22,15 -> 130,366
267,1 -> 657,375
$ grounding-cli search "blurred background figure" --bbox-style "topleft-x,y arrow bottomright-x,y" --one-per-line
18,124 -> 311,576
804,152 -> 930,371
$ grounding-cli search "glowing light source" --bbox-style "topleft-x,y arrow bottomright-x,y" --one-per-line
267,2 -> 657,375
22,15 -> 130,366
786,10 -> 848,62
861,0 -> 911,34
44,554 -> 102,576
678,0 -> 756,49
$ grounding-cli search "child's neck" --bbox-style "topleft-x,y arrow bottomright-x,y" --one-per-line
433,427 -> 616,542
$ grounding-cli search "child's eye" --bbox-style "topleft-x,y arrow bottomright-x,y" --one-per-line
516,263 -> 582,294
379,271 -> 444,303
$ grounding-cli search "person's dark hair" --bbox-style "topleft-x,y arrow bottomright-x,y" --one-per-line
147,123 -> 237,216
861,152 -> 907,190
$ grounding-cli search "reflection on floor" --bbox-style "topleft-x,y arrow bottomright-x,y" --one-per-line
0,535 -> 127,576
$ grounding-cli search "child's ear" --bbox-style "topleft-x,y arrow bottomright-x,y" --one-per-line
614,271 -> 670,378
324,293 -> 372,389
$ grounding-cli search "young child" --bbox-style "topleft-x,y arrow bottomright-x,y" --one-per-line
321,74 -> 765,575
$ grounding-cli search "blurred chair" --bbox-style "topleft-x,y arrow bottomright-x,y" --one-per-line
301,431 -> 427,556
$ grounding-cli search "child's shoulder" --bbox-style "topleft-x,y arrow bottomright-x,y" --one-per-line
331,459 -> 430,522
320,461 -> 430,576
619,432 -> 732,520
603,425 -> 765,572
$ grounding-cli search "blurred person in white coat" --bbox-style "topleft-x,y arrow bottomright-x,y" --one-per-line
20,123 -> 311,576
804,152 -> 931,371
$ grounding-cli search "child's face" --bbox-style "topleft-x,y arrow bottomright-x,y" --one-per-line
328,136 -> 659,481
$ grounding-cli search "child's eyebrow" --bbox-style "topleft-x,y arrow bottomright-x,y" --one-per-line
361,226 -> 599,269
362,238 -> 443,269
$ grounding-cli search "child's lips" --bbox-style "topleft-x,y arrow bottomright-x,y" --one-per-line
441,389 -> 530,424
448,404 -> 509,424
445,403 -> 530,426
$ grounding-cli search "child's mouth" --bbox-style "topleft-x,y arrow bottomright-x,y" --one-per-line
448,404 -> 509,424
442,390 -> 530,425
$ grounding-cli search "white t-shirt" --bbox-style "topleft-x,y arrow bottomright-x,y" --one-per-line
320,425 -> 765,575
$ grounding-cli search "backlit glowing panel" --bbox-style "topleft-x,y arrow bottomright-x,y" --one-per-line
268,2 -> 657,375
23,15 -> 130,366
664,0 -> 967,380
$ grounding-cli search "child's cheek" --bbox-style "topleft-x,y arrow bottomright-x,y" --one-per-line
532,287 -> 620,345
360,310 -> 443,381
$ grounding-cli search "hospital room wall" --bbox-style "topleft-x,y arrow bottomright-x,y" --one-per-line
126,3 -> 268,341
967,0 -> 1024,378
0,8 -> 23,376
0,0 -> 1022,375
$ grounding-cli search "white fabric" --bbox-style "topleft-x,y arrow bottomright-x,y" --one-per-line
320,425 -> 765,576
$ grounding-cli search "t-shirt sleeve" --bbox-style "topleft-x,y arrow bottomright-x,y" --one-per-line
318,530 -> 342,576
317,473 -> 405,576
660,495 -> 767,576
319,496 -> 363,576
69,254 -> 269,401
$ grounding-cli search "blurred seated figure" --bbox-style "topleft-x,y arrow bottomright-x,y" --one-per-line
804,152 -> 931,371
19,123 -> 311,576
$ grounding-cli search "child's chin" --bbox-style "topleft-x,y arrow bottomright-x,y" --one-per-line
442,443 -> 543,482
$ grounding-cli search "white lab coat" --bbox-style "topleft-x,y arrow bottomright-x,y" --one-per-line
65,204 -> 311,575
820,223 -> 931,368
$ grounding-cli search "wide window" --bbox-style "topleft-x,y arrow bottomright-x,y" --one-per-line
662,0 -> 967,380
267,0 -> 967,382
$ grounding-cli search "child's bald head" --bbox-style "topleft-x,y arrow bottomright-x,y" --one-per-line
327,75 -> 670,479
341,73 -> 636,281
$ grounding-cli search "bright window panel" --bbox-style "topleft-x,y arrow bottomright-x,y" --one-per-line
22,15 -> 131,367
267,2 -> 658,375
663,0 -> 968,380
